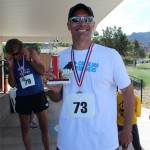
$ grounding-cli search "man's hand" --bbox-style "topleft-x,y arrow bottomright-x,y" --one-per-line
45,68 -> 63,93
5,54 -> 14,69
21,48 -> 30,61
119,127 -> 133,147
45,68 -> 63,102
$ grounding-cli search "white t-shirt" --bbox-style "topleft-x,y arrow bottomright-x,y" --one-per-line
57,44 -> 131,150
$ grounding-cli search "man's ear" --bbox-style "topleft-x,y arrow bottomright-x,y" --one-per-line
67,22 -> 71,31
92,21 -> 95,29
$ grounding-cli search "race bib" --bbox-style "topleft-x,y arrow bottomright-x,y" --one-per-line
20,74 -> 35,89
66,93 -> 95,118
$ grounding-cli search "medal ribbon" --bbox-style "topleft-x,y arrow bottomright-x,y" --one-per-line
71,43 -> 94,87
17,55 -> 25,77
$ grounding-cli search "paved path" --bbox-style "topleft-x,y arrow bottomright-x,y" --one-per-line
0,104 -> 150,150
137,107 -> 150,150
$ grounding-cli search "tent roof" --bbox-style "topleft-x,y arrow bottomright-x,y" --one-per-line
0,0 -> 123,42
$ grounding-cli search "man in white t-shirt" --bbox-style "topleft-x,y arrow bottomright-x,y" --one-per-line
46,3 -> 135,150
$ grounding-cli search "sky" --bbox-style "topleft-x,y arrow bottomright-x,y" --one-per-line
96,0 -> 150,35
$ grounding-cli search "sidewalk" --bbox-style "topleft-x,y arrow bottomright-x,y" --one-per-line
0,99 -> 61,150
137,107 -> 150,150
119,107 -> 150,150
0,105 -> 150,150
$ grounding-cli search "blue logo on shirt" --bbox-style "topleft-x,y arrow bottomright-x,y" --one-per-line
76,61 -> 99,72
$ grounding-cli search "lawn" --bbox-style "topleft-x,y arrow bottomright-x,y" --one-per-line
136,63 -> 150,69
126,65 -> 150,106
126,65 -> 150,86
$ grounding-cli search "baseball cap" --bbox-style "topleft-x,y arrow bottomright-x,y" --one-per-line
68,3 -> 94,20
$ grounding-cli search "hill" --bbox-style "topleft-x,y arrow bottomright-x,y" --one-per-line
128,31 -> 150,52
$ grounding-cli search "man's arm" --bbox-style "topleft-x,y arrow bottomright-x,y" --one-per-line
46,88 -> 62,103
23,49 -> 45,76
119,83 -> 135,146
29,50 -> 45,76
6,54 -> 16,87
122,83 -> 135,129
45,66 -> 63,102
8,67 -> 16,87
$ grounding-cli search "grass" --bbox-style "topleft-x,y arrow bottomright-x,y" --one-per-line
126,65 -> 150,86
136,63 -> 150,69
126,64 -> 150,107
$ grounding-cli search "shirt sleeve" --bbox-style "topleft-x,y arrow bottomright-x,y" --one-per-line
113,51 -> 131,89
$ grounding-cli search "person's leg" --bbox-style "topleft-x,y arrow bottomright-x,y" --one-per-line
19,114 -> 31,150
37,109 -> 50,150
16,96 -> 32,150
132,124 -> 142,150
33,91 -> 50,149
29,111 -> 34,123
29,111 -> 39,129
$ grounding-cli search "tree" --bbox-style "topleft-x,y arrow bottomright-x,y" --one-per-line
146,52 -> 150,58
92,31 -> 101,44
23,43 -> 42,54
127,40 -> 145,65
92,26 -> 146,65
93,26 -> 129,56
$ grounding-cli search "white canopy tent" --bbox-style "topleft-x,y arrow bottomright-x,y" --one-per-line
0,0 -> 124,52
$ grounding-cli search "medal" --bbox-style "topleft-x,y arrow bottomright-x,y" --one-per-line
71,43 -> 94,93
22,77 -> 26,81
76,87 -> 82,93
17,55 -> 26,81
76,90 -> 82,94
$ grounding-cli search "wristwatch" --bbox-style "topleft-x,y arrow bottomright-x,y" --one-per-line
28,58 -> 33,63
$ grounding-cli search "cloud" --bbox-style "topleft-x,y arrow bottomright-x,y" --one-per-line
96,0 -> 150,35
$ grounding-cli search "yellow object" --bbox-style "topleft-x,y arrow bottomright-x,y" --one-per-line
5,75 -> 9,92
117,93 -> 141,126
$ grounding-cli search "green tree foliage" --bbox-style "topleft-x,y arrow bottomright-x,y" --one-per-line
146,52 -> 150,58
93,31 -> 101,44
23,43 -> 42,54
92,26 -> 146,63
93,26 -> 129,56
59,42 -> 71,47
127,40 -> 145,65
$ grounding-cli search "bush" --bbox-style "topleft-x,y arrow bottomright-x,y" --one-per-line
123,57 -> 133,65
131,79 -> 145,87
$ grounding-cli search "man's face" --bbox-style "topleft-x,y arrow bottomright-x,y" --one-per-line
67,9 -> 95,41
12,48 -> 23,60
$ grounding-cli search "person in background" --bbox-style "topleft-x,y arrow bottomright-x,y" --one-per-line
5,39 -> 50,150
46,3 -> 135,150
117,90 -> 143,150
29,111 -> 39,129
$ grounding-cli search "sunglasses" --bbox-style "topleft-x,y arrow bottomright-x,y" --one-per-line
69,16 -> 94,23
12,51 -> 20,56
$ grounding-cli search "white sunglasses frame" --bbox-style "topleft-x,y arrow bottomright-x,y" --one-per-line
69,16 -> 94,23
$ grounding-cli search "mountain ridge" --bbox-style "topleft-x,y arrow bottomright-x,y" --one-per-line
128,31 -> 150,52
